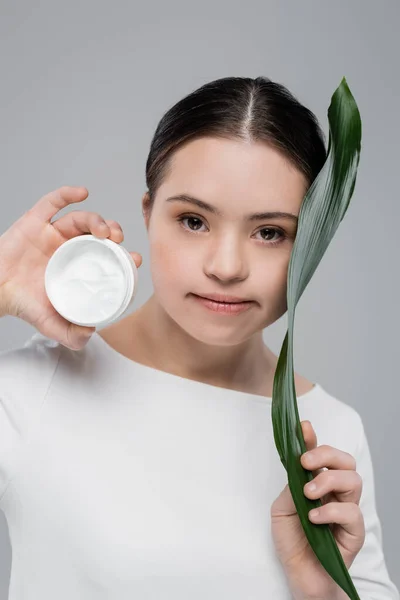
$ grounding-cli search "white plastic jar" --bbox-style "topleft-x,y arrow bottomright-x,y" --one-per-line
44,234 -> 138,328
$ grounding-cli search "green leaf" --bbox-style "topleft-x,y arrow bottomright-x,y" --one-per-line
271,76 -> 362,599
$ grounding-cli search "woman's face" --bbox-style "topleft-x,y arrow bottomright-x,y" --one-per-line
142,136 -> 309,346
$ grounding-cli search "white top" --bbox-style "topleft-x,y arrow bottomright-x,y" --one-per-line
0,332 -> 398,599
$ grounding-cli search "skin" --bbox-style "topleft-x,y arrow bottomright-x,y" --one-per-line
98,137 -> 366,598
0,157 -> 366,598
99,136 -> 314,397
272,420 -> 365,600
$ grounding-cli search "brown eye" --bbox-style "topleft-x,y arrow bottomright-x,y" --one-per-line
259,228 -> 281,242
255,227 -> 287,246
177,215 -> 207,232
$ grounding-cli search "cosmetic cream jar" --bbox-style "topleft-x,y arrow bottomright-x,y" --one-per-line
44,234 -> 138,328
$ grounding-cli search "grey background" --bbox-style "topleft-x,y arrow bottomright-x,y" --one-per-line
0,0 -> 399,596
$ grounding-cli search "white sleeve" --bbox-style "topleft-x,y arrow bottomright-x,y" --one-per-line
348,415 -> 399,599
0,333 -> 61,504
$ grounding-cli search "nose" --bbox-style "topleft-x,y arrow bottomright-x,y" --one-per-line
204,235 -> 249,283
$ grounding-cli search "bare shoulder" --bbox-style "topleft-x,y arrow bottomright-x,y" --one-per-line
294,372 -> 315,395
265,345 -> 314,396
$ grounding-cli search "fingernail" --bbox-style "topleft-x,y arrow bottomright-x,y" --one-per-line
309,509 -> 319,518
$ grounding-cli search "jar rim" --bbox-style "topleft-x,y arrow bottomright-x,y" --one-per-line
44,234 -> 138,327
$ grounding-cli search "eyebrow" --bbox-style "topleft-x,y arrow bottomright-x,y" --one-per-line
165,194 -> 298,224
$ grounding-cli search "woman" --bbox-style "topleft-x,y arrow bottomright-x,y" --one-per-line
0,76 -> 398,599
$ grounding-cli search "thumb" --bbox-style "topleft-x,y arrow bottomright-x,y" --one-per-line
271,482 -> 297,517
271,420 -> 314,518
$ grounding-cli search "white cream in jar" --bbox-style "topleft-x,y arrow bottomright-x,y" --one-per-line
44,234 -> 138,328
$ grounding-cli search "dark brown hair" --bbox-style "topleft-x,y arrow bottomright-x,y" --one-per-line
144,76 -> 327,216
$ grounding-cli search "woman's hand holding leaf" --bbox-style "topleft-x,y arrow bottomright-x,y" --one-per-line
271,420 -> 366,599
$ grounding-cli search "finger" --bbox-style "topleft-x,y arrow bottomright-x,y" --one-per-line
29,186 -> 89,223
53,214 -> 143,268
304,469 -> 363,505
37,310 -> 96,352
309,501 -> 365,568
129,252 -> 143,268
301,444 -> 356,472
52,212 -> 122,243
103,219 -> 124,242
301,420 -> 317,451
301,421 -> 326,480
308,501 -> 365,539
65,322 -> 96,351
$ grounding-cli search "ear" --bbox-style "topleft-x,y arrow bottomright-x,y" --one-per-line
142,191 -> 152,231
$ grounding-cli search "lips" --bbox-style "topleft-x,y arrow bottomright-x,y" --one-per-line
194,293 -> 251,304
191,294 -> 255,315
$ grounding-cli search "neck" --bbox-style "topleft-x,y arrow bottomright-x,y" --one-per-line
123,294 -> 278,396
